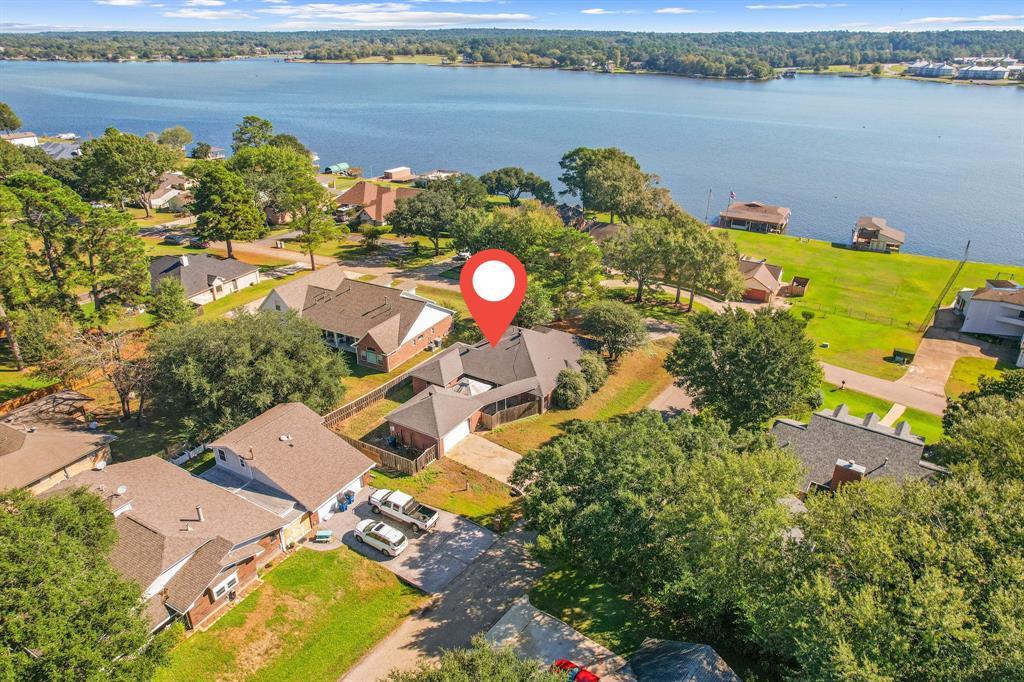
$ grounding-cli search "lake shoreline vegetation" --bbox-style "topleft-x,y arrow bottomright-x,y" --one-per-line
1,29 -> 1022,84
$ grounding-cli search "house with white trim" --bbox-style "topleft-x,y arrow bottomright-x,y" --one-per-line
954,279 -> 1024,367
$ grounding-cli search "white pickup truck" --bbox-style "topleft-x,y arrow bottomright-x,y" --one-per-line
368,489 -> 439,532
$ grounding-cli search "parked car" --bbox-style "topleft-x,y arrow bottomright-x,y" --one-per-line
354,519 -> 409,557
453,251 -> 471,262
162,233 -> 190,246
189,237 -> 210,248
369,489 -> 439,532
551,660 -> 599,682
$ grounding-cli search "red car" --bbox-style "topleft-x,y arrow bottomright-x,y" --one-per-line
552,659 -> 600,682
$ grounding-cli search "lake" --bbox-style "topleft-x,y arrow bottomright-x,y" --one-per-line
1,59 -> 1022,265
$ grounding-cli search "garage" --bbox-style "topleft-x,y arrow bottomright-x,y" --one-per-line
441,419 -> 471,454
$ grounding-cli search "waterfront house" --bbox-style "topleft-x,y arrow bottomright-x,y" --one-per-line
956,65 -> 1009,80
851,216 -> 905,253
906,61 -> 956,78
149,171 -> 191,212
382,166 -> 414,182
772,405 -> 943,496
0,131 -> 38,147
148,254 -> 260,306
0,390 -> 115,495
335,180 -> 420,226
207,403 -> 375,547
954,279 -> 1024,348
719,201 -> 791,234
39,140 -> 82,160
386,326 -> 585,456
737,256 -> 785,303
263,273 -> 454,372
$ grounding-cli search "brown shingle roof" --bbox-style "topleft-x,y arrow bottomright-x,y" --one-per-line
209,403 -> 374,511
262,264 -> 348,312
855,216 -> 905,243
720,201 -> 791,225
738,257 -> 784,293
0,413 -> 113,490
971,287 -> 1024,305
163,536 -> 235,613
359,186 -> 420,223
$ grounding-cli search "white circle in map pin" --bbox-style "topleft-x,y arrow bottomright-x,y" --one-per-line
472,260 -> 516,302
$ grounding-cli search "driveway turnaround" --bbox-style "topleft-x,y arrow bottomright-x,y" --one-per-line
327,491 -> 497,594
486,596 -> 636,681
447,435 -> 522,485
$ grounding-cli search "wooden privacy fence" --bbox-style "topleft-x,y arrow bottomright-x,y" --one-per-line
335,430 -> 438,475
323,374 -> 413,428
479,401 -> 539,430
0,372 -> 104,417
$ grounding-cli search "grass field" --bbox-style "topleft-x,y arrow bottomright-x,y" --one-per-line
154,549 -> 426,682
0,345 -> 53,402
945,356 -> 1012,398
485,338 -> 675,454
198,271 -> 307,319
338,347 -> 444,401
337,384 -> 414,439
128,207 -> 180,228
370,458 -> 517,530
604,286 -> 712,323
719,230 -> 1019,380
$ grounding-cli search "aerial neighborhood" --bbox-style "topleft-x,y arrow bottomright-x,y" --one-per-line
1,23 -> 1023,681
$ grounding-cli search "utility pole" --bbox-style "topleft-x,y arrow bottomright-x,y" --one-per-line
704,189 -> 713,224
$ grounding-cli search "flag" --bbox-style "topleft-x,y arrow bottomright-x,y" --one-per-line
729,190 -> 736,200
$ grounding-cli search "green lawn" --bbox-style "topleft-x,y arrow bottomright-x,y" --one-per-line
79,301 -> 155,332
530,568 -> 772,680
370,457 -> 517,531
485,339 -> 675,454
0,344 -> 53,402
719,230 -> 1018,380
791,382 -> 944,443
198,271 -> 308,319
901,407 -> 944,444
604,286 -> 712,324
945,356 -> 1012,398
410,285 -> 469,318
128,207 -> 180,228
180,450 -> 216,475
339,347 -> 443,401
80,381 -> 192,461
336,384 -> 414,439
154,549 -> 426,682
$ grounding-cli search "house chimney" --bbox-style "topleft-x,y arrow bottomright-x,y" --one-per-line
179,254 -> 189,267
831,459 -> 866,490
196,506 -> 204,523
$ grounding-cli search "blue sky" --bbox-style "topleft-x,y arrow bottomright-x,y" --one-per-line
3,0 -> 1024,33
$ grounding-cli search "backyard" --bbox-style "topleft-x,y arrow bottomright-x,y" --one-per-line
154,549 -> 426,682
485,338 -> 676,454
945,356 -> 1013,398
718,229 -> 1018,380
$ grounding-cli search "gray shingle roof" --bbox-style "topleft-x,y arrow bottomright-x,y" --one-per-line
771,404 -> 936,493
630,638 -> 741,682
149,254 -> 258,299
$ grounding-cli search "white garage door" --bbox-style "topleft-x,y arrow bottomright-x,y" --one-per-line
442,420 -> 471,452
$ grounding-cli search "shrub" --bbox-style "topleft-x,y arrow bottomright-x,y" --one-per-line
577,351 -> 608,392
800,310 -> 815,322
552,369 -> 590,409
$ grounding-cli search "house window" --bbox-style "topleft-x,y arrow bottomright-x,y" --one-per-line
239,456 -> 246,468
1018,310 -> 1024,320
218,450 -> 225,461
275,304 -> 281,311
211,572 -> 239,599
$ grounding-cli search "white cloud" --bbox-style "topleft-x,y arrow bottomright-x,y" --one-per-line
162,8 -> 253,18
654,7 -> 697,14
902,14 -> 1024,25
262,0 -> 289,3
95,0 -> 146,5
746,3 -> 847,9
580,7 -> 639,14
184,0 -> 226,6
257,3 -> 533,28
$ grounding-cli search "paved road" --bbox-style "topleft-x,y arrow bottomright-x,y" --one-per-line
340,524 -> 544,682
821,363 -> 946,415
209,240 -> 338,268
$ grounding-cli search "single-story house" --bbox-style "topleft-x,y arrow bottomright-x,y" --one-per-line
953,279 -> 1024,350
383,166 -> 414,181
719,201 -> 791,234
149,254 -> 260,306
334,181 -> 421,226
208,403 -> 375,547
39,140 -> 82,161
386,326 -> 585,456
629,637 -> 741,682
0,390 -> 115,494
737,256 -> 785,302
0,131 -> 38,147
149,171 -> 191,212
263,273 -> 454,372
851,216 -> 905,253
51,456 -> 288,632
772,404 -> 944,496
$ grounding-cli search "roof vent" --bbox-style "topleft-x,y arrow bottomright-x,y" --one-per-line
26,426 -> 36,433
279,434 -> 292,442
93,460 -> 107,471
179,254 -> 189,267
115,485 -> 127,496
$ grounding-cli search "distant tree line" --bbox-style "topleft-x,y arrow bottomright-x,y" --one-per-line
1,30 -> 1021,79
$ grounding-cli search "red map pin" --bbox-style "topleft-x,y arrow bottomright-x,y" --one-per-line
459,249 -> 528,347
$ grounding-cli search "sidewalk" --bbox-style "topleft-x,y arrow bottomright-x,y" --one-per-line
821,363 -> 946,415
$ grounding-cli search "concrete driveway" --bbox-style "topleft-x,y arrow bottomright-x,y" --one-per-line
447,435 -> 522,485
486,596 -> 635,681
324,489 -> 497,594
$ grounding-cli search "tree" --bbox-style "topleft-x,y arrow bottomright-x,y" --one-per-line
558,147 -> 668,223
150,310 -> 348,440
5,172 -> 90,312
933,391 -> 1024,482
79,208 -> 150,317
190,141 -> 212,160
231,114 -> 274,152
150,278 -> 195,326
291,183 -> 343,271
388,636 -> 563,682
480,166 -> 555,206
226,144 -> 314,216
665,308 -> 822,429
360,223 -> 389,250
552,368 -> 591,408
77,128 -> 177,217
425,173 -> 488,211
514,281 -> 554,329
663,218 -> 744,309
0,101 -> 21,133
389,190 -> 458,256
187,162 -> 265,258
157,125 -> 192,150
577,351 -> 608,392
0,488 -> 174,680
0,188 -> 31,369
581,300 -> 648,362
942,369 -> 1023,431
601,220 -> 669,303
268,133 -> 310,156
